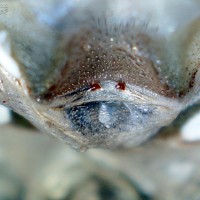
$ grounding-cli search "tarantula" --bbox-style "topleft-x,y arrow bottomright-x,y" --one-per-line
0,0 -> 199,149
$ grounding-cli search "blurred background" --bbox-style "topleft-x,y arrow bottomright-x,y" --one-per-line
1,106 -> 200,200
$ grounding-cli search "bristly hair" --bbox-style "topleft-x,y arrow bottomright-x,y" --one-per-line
85,13 -> 160,41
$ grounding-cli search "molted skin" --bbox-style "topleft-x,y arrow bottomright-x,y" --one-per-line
0,0 -> 200,149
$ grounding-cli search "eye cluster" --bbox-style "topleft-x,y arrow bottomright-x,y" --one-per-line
90,81 -> 126,91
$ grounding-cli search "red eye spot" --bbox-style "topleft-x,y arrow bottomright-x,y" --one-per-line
115,82 -> 126,90
91,83 -> 101,91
